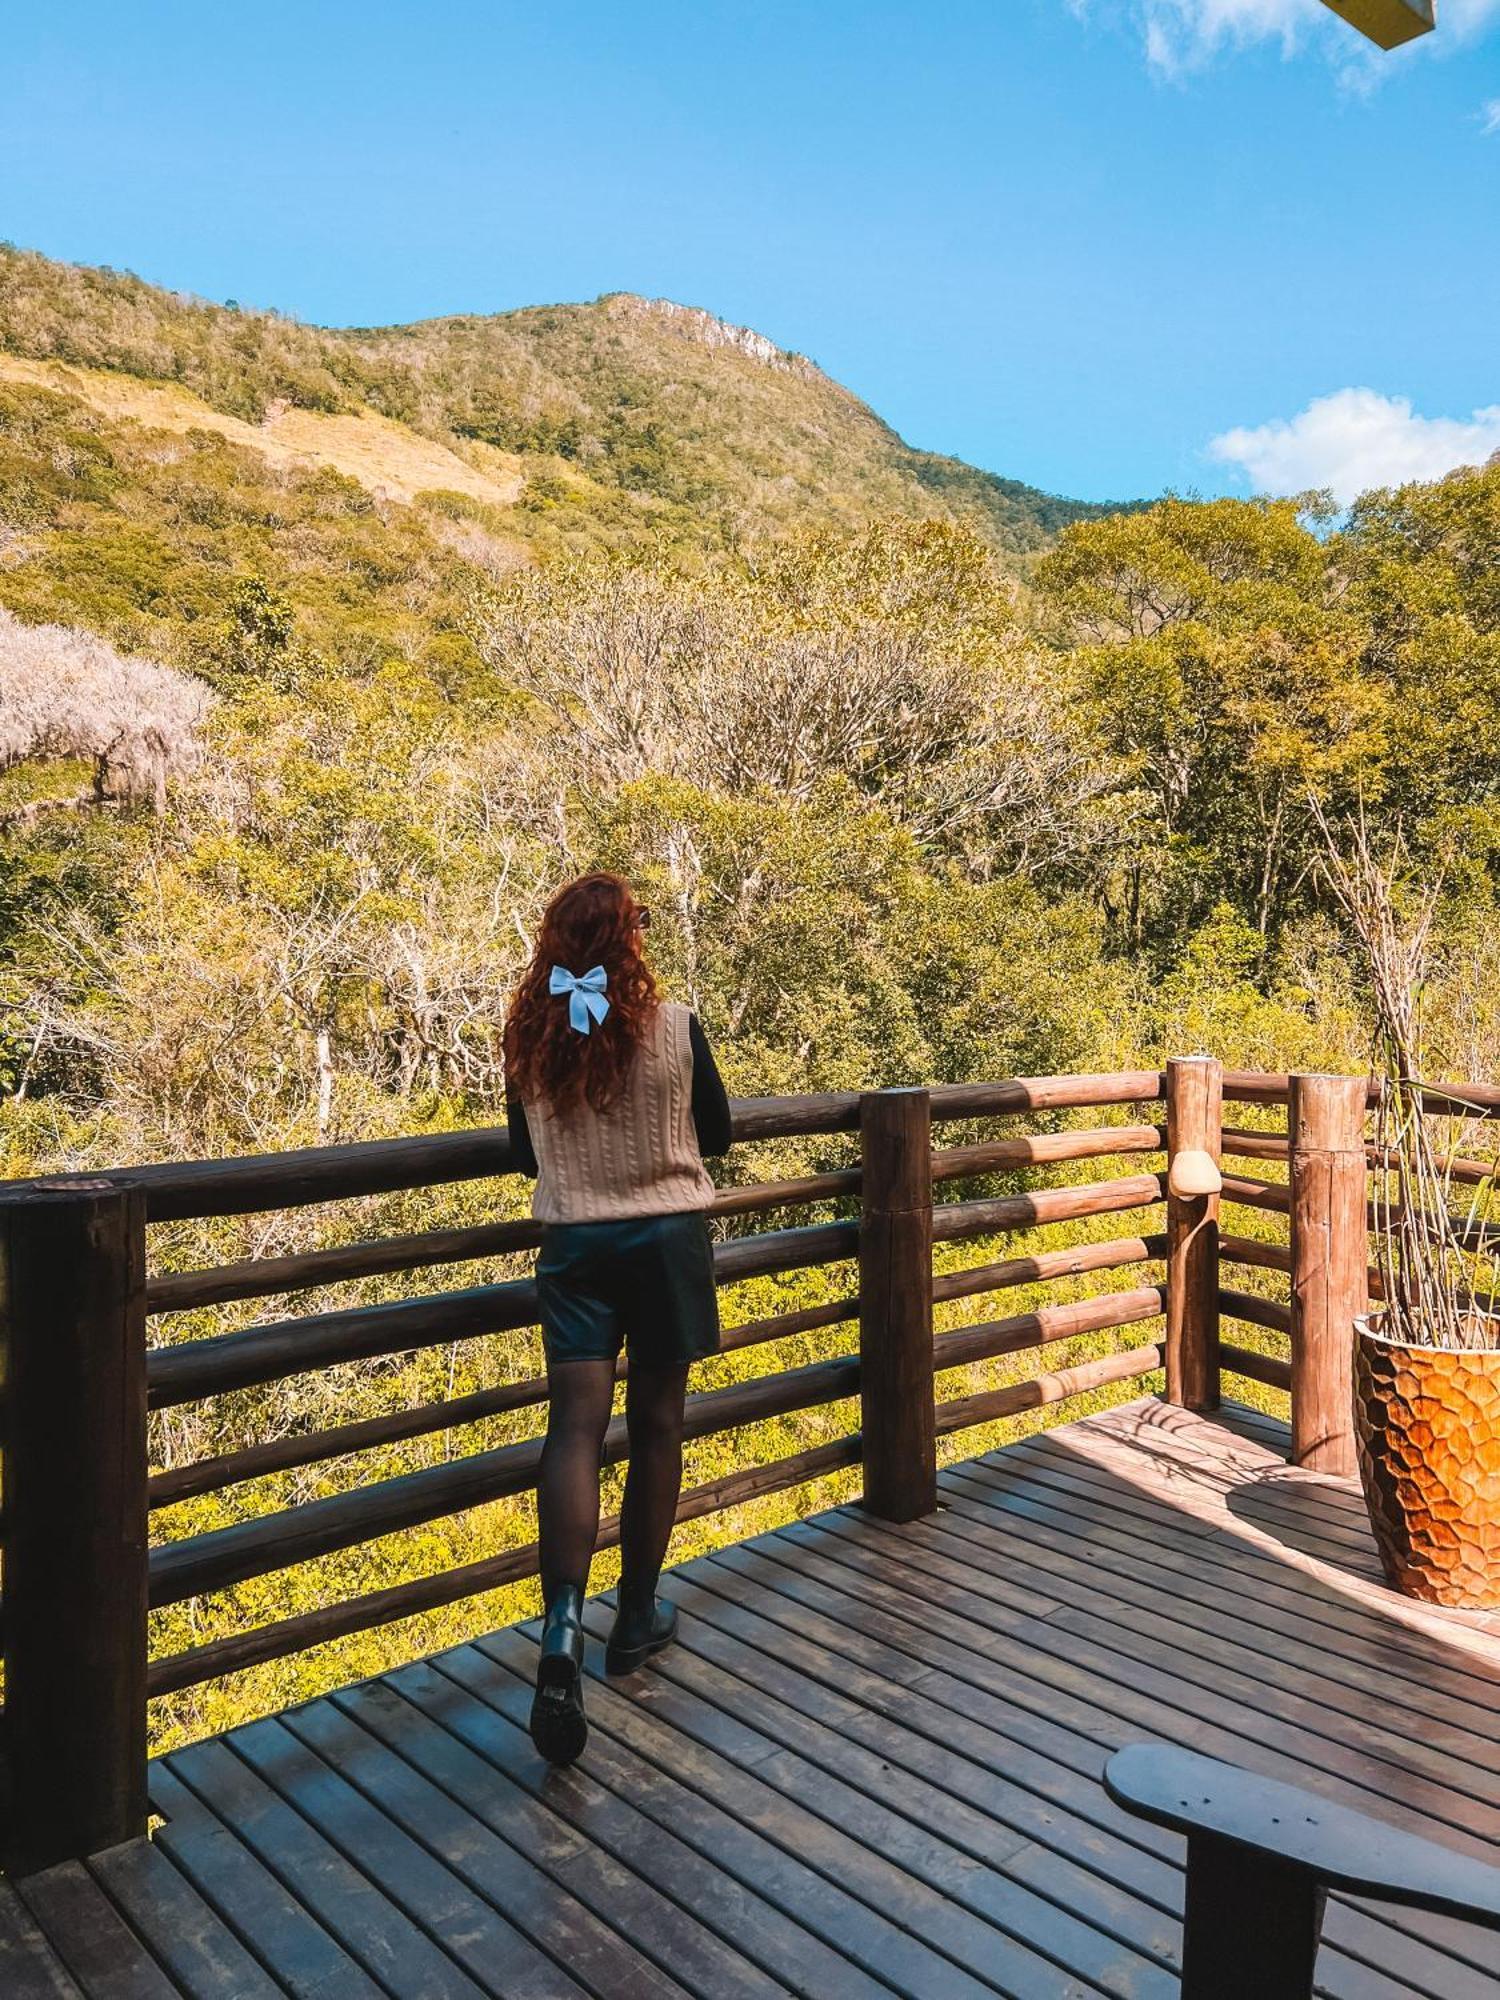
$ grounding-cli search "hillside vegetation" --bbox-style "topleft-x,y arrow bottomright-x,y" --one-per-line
2,245 -> 1499,1748
0,245 -> 1121,557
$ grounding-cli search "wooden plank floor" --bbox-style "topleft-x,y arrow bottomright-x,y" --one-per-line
15,1399 -> 1500,1998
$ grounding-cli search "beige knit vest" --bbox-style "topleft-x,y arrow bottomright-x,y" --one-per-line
524,1001 -> 716,1224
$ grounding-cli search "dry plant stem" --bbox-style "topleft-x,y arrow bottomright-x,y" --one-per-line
1314,800 -> 1500,1349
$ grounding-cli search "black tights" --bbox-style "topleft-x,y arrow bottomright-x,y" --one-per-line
537,1358 -> 690,1604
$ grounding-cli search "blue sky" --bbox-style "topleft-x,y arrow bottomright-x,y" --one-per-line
4,0 -> 1498,502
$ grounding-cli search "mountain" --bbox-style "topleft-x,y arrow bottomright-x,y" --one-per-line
0,245 -> 1123,559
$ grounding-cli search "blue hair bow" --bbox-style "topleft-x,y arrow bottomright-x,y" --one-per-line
549,963 -> 610,1035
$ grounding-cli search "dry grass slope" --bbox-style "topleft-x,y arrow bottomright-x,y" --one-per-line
0,355 -> 524,510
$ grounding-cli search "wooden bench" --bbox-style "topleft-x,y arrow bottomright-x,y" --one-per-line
1105,1742 -> 1500,1998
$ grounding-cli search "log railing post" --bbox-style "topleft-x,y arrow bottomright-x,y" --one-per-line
858,1087 -> 936,1521
0,1181 -> 149,1873
1288,1074 -> 1367,1475
1165,1054 -> 1223,1412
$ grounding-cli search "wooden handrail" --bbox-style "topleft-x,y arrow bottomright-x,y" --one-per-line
1218,1287 -> 1293,1336
933,1340 -> 1165,1435
1221,1070 -> 1293,1106
933,1232 -> 1166,1305
24,1094 -> 860,1222
931,1171 -> 1166,1244
148,1433 -> 864,1695
149,1290 -> 862,1509
150,1183 -> 1164,1414
149,1240 -> 1174,1508
6,1057 -> 1467,1877
6,1070 -> 1172,1224
931,1123 -> 1164,1182
148,1125 -> 1167,1319
150,1373 -> 553,1508
146,1167 -> 866,1316
148,1215 -> 544,1315
1225,1125 -> 1500,1191
1219,1126 -> 1290,1162
7,1062 -> 1489,1228
119,1127 -> 516,1224
1219,1172 -> 1290,1215
1218,1232 -> 1291,1275
932,1284 -> 1167,1374
1410,1079 -> 1500,1120
1224,1070 -> 1500,1120
140,1094 -> 1181,1617
928,1070 -> 1165,1118
148,1217 -> 861,1407
5,1101 -> 849,1222
1220,1343 -> 1292,1391
148,1273 -> 540,1408
150,1352 -> 863,1605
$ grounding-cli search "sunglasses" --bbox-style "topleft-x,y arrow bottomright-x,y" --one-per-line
632,907 -> 651,930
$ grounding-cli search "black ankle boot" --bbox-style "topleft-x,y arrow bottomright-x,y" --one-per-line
605,1582 -> 678,1677
530,1584 -> 587,1765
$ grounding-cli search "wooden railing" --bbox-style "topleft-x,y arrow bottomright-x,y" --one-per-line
0,1057 -> 1492,1875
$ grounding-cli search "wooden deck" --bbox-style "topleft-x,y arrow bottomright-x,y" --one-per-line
8,1398 -> 1500,1999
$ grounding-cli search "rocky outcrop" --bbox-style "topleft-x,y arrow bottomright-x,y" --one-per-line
600,294 -> 825,382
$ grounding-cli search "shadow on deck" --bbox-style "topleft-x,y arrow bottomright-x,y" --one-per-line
8,1400 -> 1500,2000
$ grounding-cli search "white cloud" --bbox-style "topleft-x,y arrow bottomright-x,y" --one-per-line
1449,0 -> 1500,32
1209,388 -> 1500,505
1140,0 -> 1314,75
1078,0 -> 1500,76
1483,97 -> 1500,133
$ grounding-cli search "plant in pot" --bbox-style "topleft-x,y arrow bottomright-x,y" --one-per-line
1320,816 -> 1500,1609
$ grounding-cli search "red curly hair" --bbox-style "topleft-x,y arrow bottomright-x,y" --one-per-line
503,873 -> 659,1115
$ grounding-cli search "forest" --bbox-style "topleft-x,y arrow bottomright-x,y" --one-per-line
3,251 -> 1498,1744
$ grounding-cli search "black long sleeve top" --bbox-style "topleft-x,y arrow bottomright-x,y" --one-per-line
505,1012 -> 733,1177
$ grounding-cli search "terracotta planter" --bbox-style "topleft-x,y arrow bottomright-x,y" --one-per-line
1354,1314 -> 1500,1609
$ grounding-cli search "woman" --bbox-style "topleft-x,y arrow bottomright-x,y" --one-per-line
503,872 -> 732,1765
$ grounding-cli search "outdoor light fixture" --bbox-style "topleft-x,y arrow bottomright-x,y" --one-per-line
1318,0 -> 1436,47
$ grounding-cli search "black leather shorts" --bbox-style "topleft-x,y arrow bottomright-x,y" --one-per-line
536,1210 -> 720,1368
